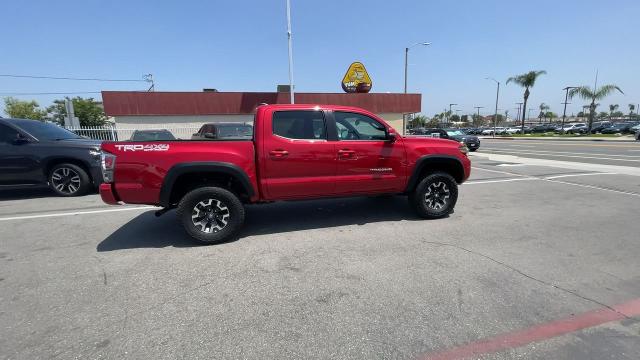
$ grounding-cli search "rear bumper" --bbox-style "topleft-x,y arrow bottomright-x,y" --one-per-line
99,183 -> 120,205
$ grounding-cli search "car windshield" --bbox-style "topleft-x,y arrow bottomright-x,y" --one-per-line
14,120 -> 82,140
446,130 -> 464,136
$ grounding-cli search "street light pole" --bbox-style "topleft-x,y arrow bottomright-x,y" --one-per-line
286,0 -> 295,104
403,42 -> 430,135
486,77 -> 500,138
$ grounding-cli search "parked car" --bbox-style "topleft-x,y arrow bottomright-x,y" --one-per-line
565,123 -> 588,134
191,123 -> 253,140
0,118 -> 103,196
589,121 -> 612,134
531,124 -> 557,133
130,129 -> 176,141
100,104 -> 471,244
600,123 -> 638,134
482,127 -> 506,135
419,128 -> 481,151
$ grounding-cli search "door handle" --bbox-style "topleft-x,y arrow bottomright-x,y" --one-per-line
269,149 -> 289,158
337,149 -> 356,159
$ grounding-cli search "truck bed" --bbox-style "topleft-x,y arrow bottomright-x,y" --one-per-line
100,140 -> 258,205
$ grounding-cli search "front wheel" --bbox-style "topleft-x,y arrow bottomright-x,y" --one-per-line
176,187 -> 245,244
409,172 -> 458,219
49,163 -> 91,196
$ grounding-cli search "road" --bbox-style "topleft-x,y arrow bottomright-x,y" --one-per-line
1,154 -> 639,359
478,138 -> 640,167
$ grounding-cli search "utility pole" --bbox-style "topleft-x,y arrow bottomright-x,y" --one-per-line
562,86 -> 577,129
516,102 -> 523,125
448,103 -> 458,126
286,0 -> 295,104
474,106 -> 484,128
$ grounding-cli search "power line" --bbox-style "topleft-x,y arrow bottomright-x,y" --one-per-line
0,91 -> 103,96
0,74 -> 146,82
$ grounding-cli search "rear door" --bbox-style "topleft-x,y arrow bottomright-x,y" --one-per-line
330,111 -> 407,195
260,109 -> 337,199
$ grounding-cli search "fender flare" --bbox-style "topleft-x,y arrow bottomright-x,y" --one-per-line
159,162 -> 255,207
405,155 -> 465,192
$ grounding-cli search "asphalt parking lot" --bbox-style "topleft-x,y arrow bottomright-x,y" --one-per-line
1,153 -> 640,359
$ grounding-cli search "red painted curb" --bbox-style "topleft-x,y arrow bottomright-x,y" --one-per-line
421,298 -> 640,360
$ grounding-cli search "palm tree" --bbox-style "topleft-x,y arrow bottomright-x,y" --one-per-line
609,104 -> 619,122
629,104 -> 636,120
507,70 -> 547,133
569,85 -> 624,132
538,103 -> 550,123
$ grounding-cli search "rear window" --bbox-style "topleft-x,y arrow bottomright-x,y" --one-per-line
272,111 -> 326,140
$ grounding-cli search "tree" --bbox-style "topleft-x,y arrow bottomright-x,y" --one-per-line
538,103 -> 550,123
608,104 -> 619,122
569,84 -> 623,132
411,115 -> 428,128
629,104 -> 636,119
545,112 -> 556,123
471,113 -> 484,127
612,111 -> 624,118
450,114 -> 461,123
47,97 -> 107,127
507,70 -> 546,133
3,97 -> 47,120
597,111 -> 609,119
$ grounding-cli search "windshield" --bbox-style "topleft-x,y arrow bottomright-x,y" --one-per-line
446,130 -> 464,136
217,124 -> 253,138
15,121 -> 82,140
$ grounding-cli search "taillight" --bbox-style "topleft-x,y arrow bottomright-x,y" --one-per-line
101,151 -> 116,183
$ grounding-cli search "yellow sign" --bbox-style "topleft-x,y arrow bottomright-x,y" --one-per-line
341,62 -> 372,93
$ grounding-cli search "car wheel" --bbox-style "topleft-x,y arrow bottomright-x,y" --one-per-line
48,163 -> 91,197
176,186 -> 245,244
409,172 -> 458,219
469,148 -> 477,152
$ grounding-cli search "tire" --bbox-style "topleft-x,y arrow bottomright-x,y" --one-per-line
176,186 -> 245,244
469,148 -> 477,152
48,163 -> 91,197
409,172 -> 458,219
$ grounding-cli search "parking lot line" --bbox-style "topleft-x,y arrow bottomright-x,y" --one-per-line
481,149 -> 640,162
465,178 -> 539,185
544,172 -> 617,180
0,206 -> 156,222
482,147 -> 640,159
471,166 -> 529,176
543,179 -> 640,198
422,297 -> 640,360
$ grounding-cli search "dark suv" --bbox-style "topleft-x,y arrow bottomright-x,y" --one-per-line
0,118 -> 103,196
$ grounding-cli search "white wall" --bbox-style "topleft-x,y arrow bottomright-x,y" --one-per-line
114,115 -> 254,129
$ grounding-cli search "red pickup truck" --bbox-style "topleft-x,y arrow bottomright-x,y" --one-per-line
100,104 -> 471,244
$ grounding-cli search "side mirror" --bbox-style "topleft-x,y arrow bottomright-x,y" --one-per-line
12,133 -> 30,145
386,130 -> 398,142
203,132 -> 217,139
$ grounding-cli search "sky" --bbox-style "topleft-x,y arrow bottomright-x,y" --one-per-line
2,0 -> 639,118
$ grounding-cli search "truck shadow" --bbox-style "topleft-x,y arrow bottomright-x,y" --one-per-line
97,195 -> 429,251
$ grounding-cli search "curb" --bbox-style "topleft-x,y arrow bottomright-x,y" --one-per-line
479,136 -> 637,143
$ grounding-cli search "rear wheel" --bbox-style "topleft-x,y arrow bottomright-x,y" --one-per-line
409,172 -> 458,219
48,163 -> 91,197
176,186 -> 245,244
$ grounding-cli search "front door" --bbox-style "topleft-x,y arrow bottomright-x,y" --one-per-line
261,109 -> 337,199
331,111 -> 406,195
0,123 -> 41,186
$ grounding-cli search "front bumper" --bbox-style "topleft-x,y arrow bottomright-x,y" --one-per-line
99,183 -> 120,205
466,140 -> 480,150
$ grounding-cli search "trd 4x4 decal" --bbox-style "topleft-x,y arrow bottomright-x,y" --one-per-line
114,144 -> 170,152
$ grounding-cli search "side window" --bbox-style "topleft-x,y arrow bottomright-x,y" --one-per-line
272,111 -> 327,140
0,124 -> 19,143
334,112 -> 387,140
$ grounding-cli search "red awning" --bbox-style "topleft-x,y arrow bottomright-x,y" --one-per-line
102,91 -> 421,116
